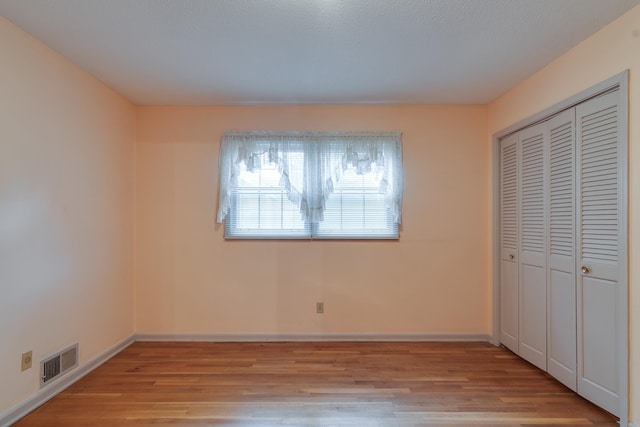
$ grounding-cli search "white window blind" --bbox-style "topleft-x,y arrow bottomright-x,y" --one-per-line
217,131 -> 403,239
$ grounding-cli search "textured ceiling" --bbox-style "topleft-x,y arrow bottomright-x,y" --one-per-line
0,0 -> 638,105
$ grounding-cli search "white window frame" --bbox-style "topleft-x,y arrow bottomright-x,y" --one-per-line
217,131 -> 403,240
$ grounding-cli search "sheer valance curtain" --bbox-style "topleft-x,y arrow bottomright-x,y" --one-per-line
216,131 -> 403,225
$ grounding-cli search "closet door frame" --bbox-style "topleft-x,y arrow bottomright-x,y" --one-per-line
491,71 -> 628,423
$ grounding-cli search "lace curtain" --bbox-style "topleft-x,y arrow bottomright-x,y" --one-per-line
217,131 -> 403,224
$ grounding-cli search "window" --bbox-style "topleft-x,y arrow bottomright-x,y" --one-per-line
217,131 -> 403,239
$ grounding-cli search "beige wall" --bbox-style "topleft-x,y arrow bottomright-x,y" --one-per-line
0,16 -> 135,413
487,4 -> 640,421
135,105 -> 490,336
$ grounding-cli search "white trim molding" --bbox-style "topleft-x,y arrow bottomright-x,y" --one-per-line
0,335 -> 135,427
135,333 -> 492,343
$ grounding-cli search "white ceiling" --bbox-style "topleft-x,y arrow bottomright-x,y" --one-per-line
0,0 -> 638,105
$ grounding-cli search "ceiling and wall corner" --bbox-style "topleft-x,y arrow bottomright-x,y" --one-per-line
0,0 -> 637,105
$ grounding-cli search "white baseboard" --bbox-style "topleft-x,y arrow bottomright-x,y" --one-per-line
135,332 -> 492,342
0,334 -> 135,427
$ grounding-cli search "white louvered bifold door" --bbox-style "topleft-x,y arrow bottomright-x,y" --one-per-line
576,90 -> 623,416
500,134 -> 519,353
518,122 -> 547,371
546,109 -> 577,391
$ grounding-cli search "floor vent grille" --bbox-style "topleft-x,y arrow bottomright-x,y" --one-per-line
40,343 -> 78,388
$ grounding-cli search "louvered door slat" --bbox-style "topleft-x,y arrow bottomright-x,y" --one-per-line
549,121 -> 574,258
501,141 -> 517,251
580,103 -> 618,263
582,140 -> 617,155
520,133 -> 544,254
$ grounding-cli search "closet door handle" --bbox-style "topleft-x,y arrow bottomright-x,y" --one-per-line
509,254 -> 515,260
581,266 -> 591,274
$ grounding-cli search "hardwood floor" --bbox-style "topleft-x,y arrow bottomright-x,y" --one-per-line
14,342 -> 617,426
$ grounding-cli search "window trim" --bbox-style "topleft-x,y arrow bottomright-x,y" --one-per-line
217,131 -> 403,240
224,189 -> 399,240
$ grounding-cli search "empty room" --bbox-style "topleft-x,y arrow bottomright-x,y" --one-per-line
1,0 -> 639,425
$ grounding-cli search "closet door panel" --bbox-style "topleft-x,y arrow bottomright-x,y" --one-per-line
519,263 -> 546,368
518,123 -> 547,370
500,260 -> 518,351
499,134 -> 519,352
576,90 -> 623,416
582,276 -> 617,390
548,269 -> 576,388
546,110 -> 577,390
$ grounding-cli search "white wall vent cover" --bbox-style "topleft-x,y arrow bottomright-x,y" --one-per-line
40,343 -> 78,388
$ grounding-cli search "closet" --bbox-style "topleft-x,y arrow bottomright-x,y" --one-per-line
498,84 -> 627,418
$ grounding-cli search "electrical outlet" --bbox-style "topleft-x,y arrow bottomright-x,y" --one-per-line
21,351 -> 32,371
316,302 -> 324,314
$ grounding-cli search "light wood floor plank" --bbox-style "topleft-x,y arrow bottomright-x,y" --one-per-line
13,342 -> 617,426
